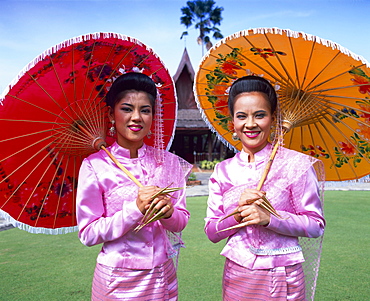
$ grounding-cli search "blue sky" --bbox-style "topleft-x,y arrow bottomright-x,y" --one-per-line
0,0 -> 369,92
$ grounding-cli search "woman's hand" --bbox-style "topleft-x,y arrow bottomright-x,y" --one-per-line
136,186 -> 174,218
234,188 -> 270,226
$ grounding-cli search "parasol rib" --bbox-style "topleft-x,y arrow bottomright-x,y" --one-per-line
87,42 -> 118,102
0,126 -> 62,143
81,39 -> 99,100
322,113 -> 370,166
0,142 -> 53,214
326,104 -> 369,128
34,150 -> 66,228
304,50 -> 342,92
0,134 -> 58,166
25,72 -> 86,125
321,93 -> 370,103
227,42 -> 286,84
7,94 -> 78,125
15,147 -> 62,221
241,37 -> 290,83
261,33 -> 297,87
71,156 -> 78,226
305,63 -> 367,92
49,55 -> 72,108
299,40 -> 317,90
90,42 -> 135,103
317,117 -> 359,180
288,36 -> 301,89
310,122 -> 342,180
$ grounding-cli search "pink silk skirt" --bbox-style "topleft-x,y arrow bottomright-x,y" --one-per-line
92,259 -> 178,300
223,258 -> 306,301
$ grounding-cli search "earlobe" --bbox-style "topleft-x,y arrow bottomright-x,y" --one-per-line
230,120 -> 235,131
271,114 -> 276,129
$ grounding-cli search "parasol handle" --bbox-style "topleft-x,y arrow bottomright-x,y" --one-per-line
100,145 -> 143,187
256,121 -> 291,191
218,122 -> 292,229
256,141 -> 280,190
76,124 -> 143,187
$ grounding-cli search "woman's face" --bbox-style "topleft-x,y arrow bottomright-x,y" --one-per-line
232,91 -> 274,155
110,91 -> 153,150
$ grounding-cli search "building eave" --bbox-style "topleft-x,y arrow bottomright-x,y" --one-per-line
173,48 -> 195,82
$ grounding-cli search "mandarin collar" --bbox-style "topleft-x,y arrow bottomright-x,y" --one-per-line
238,143 -> 272,164
110,141 -> 147,159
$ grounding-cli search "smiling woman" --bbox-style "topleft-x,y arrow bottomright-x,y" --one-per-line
105,73 -> 160,159
112,92 -> 153,149
203,75 -> 326,301
76,71 -> 192,300
232,91 -> 275,160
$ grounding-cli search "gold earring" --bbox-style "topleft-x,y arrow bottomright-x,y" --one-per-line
232,132 -> 239,141
147,130 -> 152,138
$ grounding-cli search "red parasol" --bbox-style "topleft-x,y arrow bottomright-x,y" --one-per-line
0,32 -> 177,234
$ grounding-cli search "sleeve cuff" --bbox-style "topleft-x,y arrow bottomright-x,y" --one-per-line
216,209 -> 239,232
265,213 -> 280,231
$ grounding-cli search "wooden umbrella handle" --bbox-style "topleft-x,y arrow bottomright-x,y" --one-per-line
256,123 -> 290,191
100,145 -> 143,187
255,127 -> 289,217
256,141 -> 279,190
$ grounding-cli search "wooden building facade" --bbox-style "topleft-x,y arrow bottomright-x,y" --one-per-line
169,49 -> 233,163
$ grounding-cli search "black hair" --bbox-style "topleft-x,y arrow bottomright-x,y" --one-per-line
105,72 -> 157,113
228,75 -> 277,116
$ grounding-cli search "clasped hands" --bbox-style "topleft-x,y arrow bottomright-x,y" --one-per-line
233,189 -> 271,227
217,188 -> 277,233
134,185 -> 179,232
136,186 -> 174,219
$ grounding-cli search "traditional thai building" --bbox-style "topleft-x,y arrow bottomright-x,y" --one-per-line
169,48 -> 232,163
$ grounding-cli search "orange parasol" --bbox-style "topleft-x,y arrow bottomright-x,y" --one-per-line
195,27 -> 370,182
194,27 -> 370,301
0,32 -> 178,234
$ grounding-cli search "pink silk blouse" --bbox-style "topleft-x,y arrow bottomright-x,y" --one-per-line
204,143 -> 325,270
76,142 -> 191,270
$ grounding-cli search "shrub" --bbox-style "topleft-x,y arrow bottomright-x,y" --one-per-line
200,159 -> 222,170
187,172 -> 197,181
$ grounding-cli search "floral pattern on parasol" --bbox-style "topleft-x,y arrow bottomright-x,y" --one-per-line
195,28 -> 370,181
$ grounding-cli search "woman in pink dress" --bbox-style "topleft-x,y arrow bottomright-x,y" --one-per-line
77,72 -> 192,300
204,75 -> 326,300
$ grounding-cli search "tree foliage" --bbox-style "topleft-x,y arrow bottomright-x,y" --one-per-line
180,0 -> 224,55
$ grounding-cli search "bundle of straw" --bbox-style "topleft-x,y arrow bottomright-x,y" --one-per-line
217,127 -> 290,233
134,184 -> 183,232
81,128 -> 184,232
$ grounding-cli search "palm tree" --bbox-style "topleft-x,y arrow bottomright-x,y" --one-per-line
180,0 -> 224,56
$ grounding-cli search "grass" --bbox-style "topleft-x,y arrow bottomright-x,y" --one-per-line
315,190 -> 370,300
0,191 -> 369,300
177,197 -> 225,300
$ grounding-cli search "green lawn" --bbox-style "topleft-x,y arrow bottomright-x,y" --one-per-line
0,191 -> 369,300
